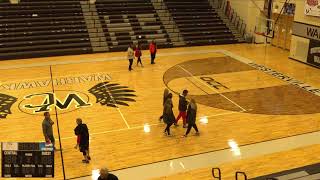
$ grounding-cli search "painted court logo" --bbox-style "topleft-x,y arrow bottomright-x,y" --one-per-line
89,82 -> 136,107
0,94 -> 17,119
19,91 -> 91,114
0,81 -> 136,119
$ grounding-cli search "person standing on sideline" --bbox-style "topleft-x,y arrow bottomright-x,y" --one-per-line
74,118 -> 91,163
135,42 -> 143,67
42,112 -> 55,149
98,168 -> 118,180
149,40 -> 157,64
159,88 -> 169,121
182,99 -> 200,137
175,90 -> 189,128
127,43 -> 134,71
163,93 -> 175,136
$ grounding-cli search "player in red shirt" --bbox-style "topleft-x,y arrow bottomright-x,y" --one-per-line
149,40 -> 157,64
135,42 -> 143,67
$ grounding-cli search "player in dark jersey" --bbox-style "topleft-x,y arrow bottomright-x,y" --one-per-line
98,168 -> 118,180
74,118 -> 91,163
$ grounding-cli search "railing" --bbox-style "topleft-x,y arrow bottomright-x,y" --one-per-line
217,0 -> 247,37
212,168 -> 222,180
151,1 -> 184,42
212,168 -> 249,180
236,171 -> 248,180
249,0 -> 266,16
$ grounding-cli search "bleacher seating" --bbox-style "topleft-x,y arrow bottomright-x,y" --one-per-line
0,0 -> 241,60
0,0 -> 92,60
95,0 -> 173,51
163,0 -> 238,46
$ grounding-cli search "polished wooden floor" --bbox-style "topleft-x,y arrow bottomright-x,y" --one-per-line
152,144 -> 320,180
0,44 -> 319,179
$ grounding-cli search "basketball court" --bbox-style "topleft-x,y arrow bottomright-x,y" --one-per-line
0,44 -> 319,179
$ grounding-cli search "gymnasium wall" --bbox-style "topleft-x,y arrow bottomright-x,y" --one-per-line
226,0 -> 293,44
293,0 -> 320,26
290,0 -> 320,68
225,0 -> 264,34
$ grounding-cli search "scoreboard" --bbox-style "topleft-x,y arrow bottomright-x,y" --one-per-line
1,142 -> 54,178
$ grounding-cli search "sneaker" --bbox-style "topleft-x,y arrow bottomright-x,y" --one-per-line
195,132 -> 200,136
181,135 -> 187,138
82,160 -> 89,163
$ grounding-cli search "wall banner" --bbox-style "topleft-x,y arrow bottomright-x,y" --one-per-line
307,39 -> 320,66
292,21 -> 320,41
305,0 -> 320,17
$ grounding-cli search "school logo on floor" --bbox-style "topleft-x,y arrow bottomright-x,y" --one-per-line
89,82 -> 136,108
19,91 -> 92,114
0,93 -> 17,119
0,81 -> 136,119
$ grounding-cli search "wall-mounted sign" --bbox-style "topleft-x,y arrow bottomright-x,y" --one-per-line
292,21 -> 320,41
305,0 -> 320,17
307,39 -> 320,66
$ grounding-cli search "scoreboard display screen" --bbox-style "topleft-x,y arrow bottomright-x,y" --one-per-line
1,142 -> 54,178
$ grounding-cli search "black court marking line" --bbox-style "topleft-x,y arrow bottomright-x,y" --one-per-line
49,66 -> 66,180
65,129 -> 320,180
289,56 -> 320,70
250,163 -> 320,180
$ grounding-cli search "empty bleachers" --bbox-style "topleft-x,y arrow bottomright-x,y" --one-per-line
0,0 -> 242,60
0,0 -> 92,60
95,0 -> 173,51
163,0 -> 238,46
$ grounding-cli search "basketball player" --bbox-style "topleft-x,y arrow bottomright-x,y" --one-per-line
127,43 -> 134,71
135,42 -> 143,67
98,168 -> 118,180
182,99 -> 200,137
42,112 -> 55,149
175,90 -> 189,128
159,88 -> 169,121
149,40 -> 157,64
74,118 -> 90,163
163,93 -> 175,136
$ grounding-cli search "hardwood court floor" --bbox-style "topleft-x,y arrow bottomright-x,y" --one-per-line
0,44 -> 319,179
152,144 -> 320,180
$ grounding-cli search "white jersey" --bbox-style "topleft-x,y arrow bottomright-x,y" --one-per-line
127,47 -> 134,59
